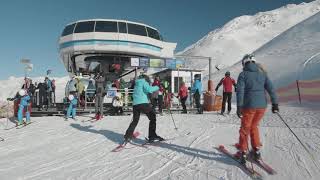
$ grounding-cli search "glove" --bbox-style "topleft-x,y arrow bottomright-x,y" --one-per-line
215,88 -> 218,92
236,106 -> 242,118
188,87 -> 191,90
272,104 -> 279,113
234,87 -> 237,92
7,98 -> 13,101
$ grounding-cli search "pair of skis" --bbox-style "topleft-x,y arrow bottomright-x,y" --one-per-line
4,121 -> 34,130
217,145 -> 276,179
111,132 -> 168,152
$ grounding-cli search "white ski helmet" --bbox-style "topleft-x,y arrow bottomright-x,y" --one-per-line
68,94 -> 74,101
19,89 -> 26,96
242,54 -> 256,66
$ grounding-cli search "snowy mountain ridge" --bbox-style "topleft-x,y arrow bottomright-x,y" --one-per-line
179,0 -> 320,70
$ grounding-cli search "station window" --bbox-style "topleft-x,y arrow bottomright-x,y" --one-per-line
61,23 -> 76,36
74,21 -> 95,33
95,21 -> 118,32
118,22 -> 127,33
127,23 -> 147,36
146,27 -> 160,40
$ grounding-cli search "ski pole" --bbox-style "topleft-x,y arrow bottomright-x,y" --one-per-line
168,107 -> 178,130
276,112 -> 320,170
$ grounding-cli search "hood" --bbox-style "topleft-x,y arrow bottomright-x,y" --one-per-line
243,62 -> 259,72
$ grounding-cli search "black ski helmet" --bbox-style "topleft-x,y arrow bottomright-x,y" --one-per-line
225,71 -> 230,76
139,74 -> 150,83
242,54 -> 256,66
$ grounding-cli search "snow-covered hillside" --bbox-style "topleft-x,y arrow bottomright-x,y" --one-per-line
212,11 -> 320,104
0,106 -> 320,180
0,76 -> 69,103
180,0 -> 320,74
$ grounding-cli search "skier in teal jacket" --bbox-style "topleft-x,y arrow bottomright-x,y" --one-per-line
124,74 -> 164,143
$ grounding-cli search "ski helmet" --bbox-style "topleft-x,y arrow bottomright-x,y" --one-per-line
19,89 -> 26,96
242,54 -> 256,66
225,71 -> 230,76
68,94 -> 74,101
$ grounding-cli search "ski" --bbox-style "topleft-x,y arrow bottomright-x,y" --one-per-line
111,131 -> 140,152
247,154 -> 277,175
233,144 -> 276,175
16,121 -> 34,129
217,145 -> 263,180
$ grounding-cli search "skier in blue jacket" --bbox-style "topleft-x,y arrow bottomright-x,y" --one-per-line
124,74 -> 164,143
65,93 -> 78,120
191,74 -> 203,114
7,89 -> 31,126
235,54 -> 279,164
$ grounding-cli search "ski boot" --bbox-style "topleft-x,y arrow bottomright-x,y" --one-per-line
251,148 -> 261,160
148,135 -> 165,143
234,151 -> 247,164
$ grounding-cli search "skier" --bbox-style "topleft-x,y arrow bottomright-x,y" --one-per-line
235,54 -> 279,164
151,76 -> 164,115
7,89 -> 31,126
177,81 -> 188,113
215,71 -> 237,115
65,93 -> 78,120
190,74 -> 203,114
95,72 -> 106,120
123,74 -> 164,143
111,93 -> 123,115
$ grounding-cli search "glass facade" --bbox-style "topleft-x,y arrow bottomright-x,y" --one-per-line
61,20 -> 162,41
95,21 -> 118,32
74,21 -> 95,33
61,23 -> 76,36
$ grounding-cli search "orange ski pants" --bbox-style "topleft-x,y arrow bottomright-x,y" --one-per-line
238,108 -> 266,152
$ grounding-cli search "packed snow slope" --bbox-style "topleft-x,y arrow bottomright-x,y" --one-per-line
179,0 -> 320,74
0,106 -> 320,180
212,11 -> 320,92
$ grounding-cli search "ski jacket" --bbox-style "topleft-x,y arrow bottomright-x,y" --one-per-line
191,79 -> 202,95
216,76 -> 236,93
133,79 -> 159,105
18,95 -> 30,107
178,85 -> 188,98
236,62 -> 278,108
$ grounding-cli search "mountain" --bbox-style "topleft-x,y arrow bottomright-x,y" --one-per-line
212,11 -> 320,104
179,0 -> 320,75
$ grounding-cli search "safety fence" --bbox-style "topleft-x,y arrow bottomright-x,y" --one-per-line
276,79 -> 320,104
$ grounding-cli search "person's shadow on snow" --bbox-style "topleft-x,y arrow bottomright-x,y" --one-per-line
69,123 -> 237,168
70,123 -> 124,144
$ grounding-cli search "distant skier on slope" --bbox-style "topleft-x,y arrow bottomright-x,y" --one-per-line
190,74 -> 203,114
235,54 -> 279,164
7,89 -> 31,126
215,71 -> 237,115
94,72 -> 106,120
123,74 -> 164,143
65,93 -> 78,120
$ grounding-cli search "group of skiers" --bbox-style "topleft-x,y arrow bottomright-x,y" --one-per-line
123,53 -> 279,164
9,53 -> 279,164
7,76 -> 56,126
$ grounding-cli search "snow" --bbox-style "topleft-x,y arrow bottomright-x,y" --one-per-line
179,0 -> 320,77
0,106 -> 319,180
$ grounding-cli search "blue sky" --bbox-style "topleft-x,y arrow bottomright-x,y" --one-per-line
0,0 -> 312,79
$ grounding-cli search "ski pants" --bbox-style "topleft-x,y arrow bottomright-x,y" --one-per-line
66,103 -> 77,118
222,92 -> 232,113
18,105 -> 30,124
238,108 -> 266,152
125,103 -> 157,139
194,92 -> 201,112
95,94 -> 104,114
152,95 -> 163,113
180,96 -> 188,112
